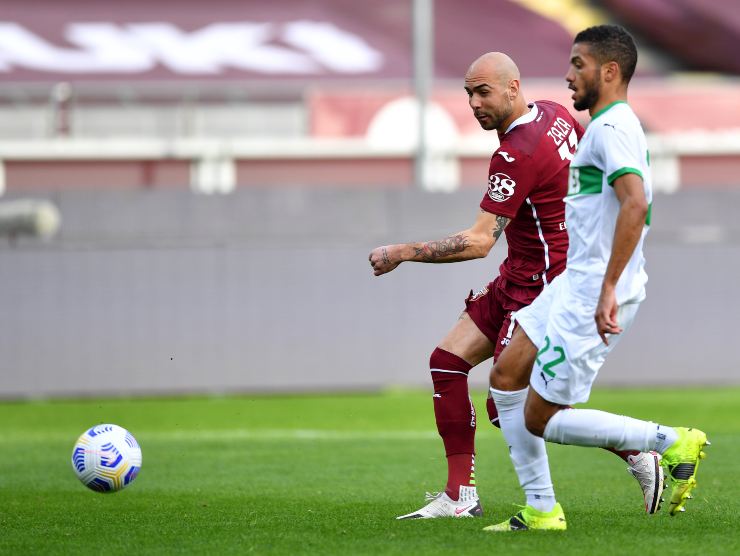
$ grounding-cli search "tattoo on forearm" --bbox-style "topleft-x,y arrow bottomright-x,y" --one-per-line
492,215 -> 510,241
414,234 -> 469,261
381,247 -> 390,265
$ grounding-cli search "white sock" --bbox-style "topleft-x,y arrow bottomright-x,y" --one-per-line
527,493 -> 557,513
490,387 -> 556,513
543,408 -> 676,453
655,424 -> 679,454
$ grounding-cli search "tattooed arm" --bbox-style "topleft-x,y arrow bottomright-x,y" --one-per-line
369,210 -> 510,276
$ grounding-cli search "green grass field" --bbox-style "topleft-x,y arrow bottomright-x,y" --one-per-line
0,387 -> 737,555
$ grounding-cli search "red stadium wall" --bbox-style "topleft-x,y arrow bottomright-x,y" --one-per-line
235,159 -> 412,188
6,160 -> 190,189
6,155 -> 740,191
680,156 -> 740,189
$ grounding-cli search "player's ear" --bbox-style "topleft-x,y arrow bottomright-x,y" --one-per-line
602,61 -> 619,84
507,79 -> 520,100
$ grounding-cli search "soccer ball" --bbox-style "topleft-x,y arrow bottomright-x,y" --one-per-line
71,424 -> 142,492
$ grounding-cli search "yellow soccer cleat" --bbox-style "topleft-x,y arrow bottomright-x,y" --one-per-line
661,427 -> 711,516
483,503 -> 566,532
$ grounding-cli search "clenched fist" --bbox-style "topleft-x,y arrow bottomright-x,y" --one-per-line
369,245 -> 400,276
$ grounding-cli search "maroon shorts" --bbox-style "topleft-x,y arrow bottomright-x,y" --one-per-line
464,275 -> 543,359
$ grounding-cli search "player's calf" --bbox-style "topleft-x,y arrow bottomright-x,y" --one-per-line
430,348 -> 476,501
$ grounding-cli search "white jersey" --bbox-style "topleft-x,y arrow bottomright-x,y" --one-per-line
565,101 -> 652,305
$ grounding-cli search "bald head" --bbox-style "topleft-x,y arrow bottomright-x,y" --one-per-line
464,52 -> 527,133
466,52 -> 520,86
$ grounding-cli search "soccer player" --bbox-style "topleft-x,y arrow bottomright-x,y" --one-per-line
369,52 -> 660,520
485,26 -> 710,532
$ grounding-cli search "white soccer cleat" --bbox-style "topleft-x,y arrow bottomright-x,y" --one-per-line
396,486 -> 482,520
627,451 -> 665,514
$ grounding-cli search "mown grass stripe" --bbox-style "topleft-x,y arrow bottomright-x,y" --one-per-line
0,428 -> 442,443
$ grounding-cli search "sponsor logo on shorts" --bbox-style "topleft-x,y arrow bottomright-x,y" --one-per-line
540,371 -> 554,388
501,311 -> 517,347
487,173 -> 516,203
497,151 -> 515,162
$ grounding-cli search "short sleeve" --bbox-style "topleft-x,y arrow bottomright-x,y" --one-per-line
602,124 -> 644,185
479,149 -> 537,218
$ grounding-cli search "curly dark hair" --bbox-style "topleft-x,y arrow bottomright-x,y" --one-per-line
574,25 -> 638,84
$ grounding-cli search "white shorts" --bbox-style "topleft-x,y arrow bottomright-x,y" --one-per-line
515,271 -> 641,406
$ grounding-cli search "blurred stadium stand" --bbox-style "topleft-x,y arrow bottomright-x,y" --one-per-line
601,0 -> 740,74
1,0 -> 739,396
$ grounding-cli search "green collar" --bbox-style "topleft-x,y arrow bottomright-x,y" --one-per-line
591,100 -> 627,121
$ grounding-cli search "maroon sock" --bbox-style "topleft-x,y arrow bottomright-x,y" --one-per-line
486,393 -> 501,428
430,347 -> 475,501
445,454 -> 476,500
604,447 -> 640,462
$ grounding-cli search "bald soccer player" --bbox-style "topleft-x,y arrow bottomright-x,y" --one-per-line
369,52 -> 662,520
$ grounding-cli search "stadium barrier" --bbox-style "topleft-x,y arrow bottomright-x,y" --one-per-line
2,131 -> 740,194
1,186 -> 738,398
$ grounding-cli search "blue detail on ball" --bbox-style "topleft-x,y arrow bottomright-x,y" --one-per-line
124,466 -> 140,485
87,477 -> 112,492
99,442 -> 123,468
87,424 -> 114,438
72,447 -> 86,473
124,433 -> 139,449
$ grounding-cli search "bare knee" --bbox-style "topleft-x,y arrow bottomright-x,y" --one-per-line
436,312 -> 493,368
524,390 -> 563,437
490,360 -> 526,391
489,327 -> 537,392
524,405 -> 548,437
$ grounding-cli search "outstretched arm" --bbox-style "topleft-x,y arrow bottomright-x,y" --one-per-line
595,172 -> 648,344
369,210 -> 510,276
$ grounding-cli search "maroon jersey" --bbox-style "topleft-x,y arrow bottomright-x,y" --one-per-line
480,100 -> 584,287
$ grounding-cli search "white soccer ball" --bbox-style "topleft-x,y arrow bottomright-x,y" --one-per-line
71,424 -> 142,493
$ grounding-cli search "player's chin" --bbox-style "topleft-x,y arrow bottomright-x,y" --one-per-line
476,119 -> 496,131
572,96 -> 589,111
